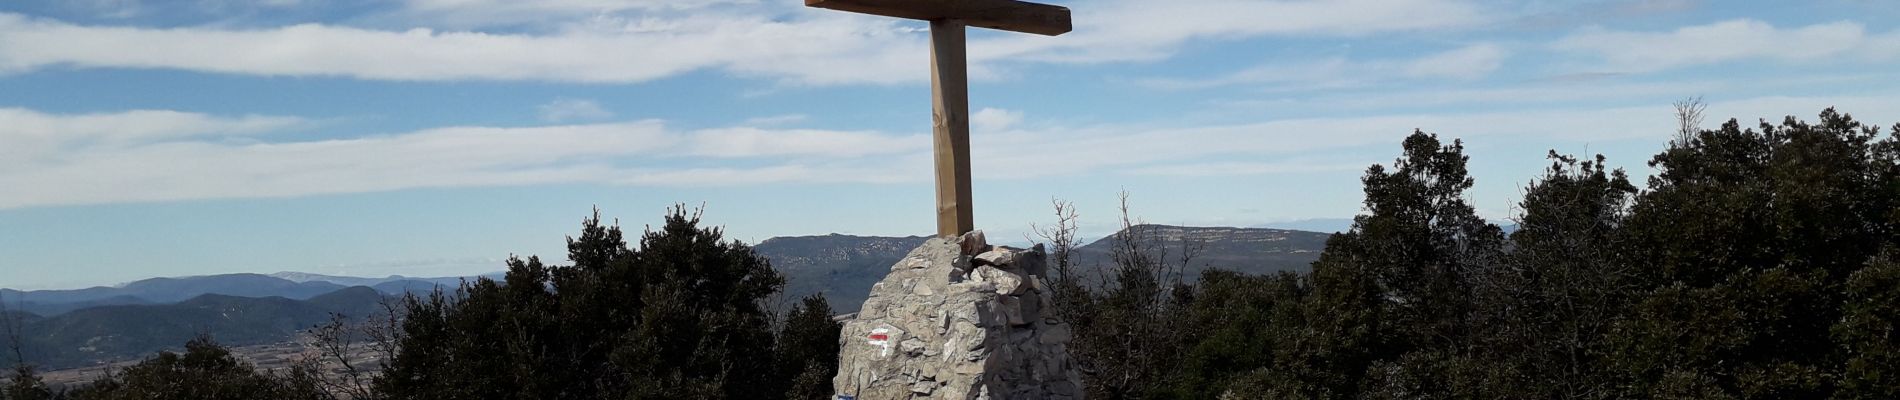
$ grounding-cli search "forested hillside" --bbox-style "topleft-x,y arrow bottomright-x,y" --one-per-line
3,287 -> 387,370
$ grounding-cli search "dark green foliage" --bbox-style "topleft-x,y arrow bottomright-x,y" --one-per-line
5,365 -> 55,400
1162,271 -> 1306,400
374,206 -> 836,400
1056,201 -> 1198,400
1299,131 -> 1506,397
1052,109 -> 1900,399
1834,251 -> 1900,399
64,335 -> 325,400
1478,152 -> 1639,398
1606,110 -> 1900,398
777,295 -> 843,400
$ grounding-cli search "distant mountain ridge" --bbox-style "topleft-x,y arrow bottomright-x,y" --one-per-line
5,286 -> 388,370
2,272 -> 493,317
268,271 -> 495,289
268,271 -> 398,287
1070,224 -> 1331,281
755,234 -> 932,312
0,225 -> 1336,371
758,226 -> 1333,312
1256,218 -> 1357,234
0,274 -> 346,316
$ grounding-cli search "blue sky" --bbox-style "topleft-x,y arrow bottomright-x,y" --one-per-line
4,0 -> 1900,289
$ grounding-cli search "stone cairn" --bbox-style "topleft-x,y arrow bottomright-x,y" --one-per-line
831,231 -> 1084,400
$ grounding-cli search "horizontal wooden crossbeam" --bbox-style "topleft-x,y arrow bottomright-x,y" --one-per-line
806,0 -> 1072,36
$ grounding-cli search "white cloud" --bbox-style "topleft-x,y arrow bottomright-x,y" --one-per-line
1210,79 -> 1730,112
1138,58 -> 1362,91
0,120 -> 680,208
1127,161 -> 1366,177
974,94 -> 1900,179
685,127 -> 927,158
0,12 -> 924,85
19,94 -> 1892,209
0,108 -> 302,143
1402,43 -> 1506,80
972,108 -> 1024,132
1139,43 -> 1508,90
0,0 -> 1494,85
71,0 -> 141,19
0,109 -> 932,208
615,164 -> 917,186
0,108 -> 304,164
974,0 -> 1492,64
740,114 -> 809,126
405,0 -> 743,13
1552,19 -> 1900,72
385,0 -> 760,29
537,98 -> 613,122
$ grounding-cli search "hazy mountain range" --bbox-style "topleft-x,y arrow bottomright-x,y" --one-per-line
4,287 -> 388,369
1,224 -> 1335,370
1,273 -> 493,317
764,224 -> 1331,312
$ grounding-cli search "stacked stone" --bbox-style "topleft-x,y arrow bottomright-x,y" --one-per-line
831,231 -> 1084,400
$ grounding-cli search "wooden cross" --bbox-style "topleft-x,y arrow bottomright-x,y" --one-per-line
806,0 -> 1072,237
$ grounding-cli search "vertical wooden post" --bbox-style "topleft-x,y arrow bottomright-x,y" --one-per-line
930,19 -> 974,238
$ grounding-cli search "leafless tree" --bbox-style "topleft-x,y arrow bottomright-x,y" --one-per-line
1031,198 -> 1082,288
2,292 -> 58,400
1034,191 -> 1203,397
1106,191 -> 1194,294
297,297 -> 407,400
1674,96 -> 1706,145
1,293 -> 23,368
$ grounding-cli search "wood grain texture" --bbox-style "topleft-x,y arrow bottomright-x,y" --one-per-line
929,20 -> 974,237
807,0 -> 1071,36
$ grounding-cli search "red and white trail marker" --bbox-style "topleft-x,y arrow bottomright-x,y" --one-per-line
867,325 -> 895,357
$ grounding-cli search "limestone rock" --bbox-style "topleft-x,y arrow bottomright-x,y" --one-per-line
832,236 -> 1084,400
960,230 -> 989,255
974,247 -> 1021,267
972,265 -> 1026,296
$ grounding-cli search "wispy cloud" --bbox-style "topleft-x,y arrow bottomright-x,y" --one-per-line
1138,43 -> 1508,91
1553,19 -> 1900,72
69,0 -> 142,19
7,93 -> 1900,209
0,110 -> 924,208
1209,79 -> 1732,112
0,0 -> 1496,85
0,121 -> 680,208
972,108 -> 1024,132
537,98 -> 614,122
1507,0 -> 1701,30
0,107 -> 305,164
379,0 -> 765,29
975,0 -> 1493,64
1402,43 -> 1507,80
1127,161 -> 1367,177
0,12 -> 926,85
685,127 -> 926,158
0,107 -> 303,143
740,114 -> 809,126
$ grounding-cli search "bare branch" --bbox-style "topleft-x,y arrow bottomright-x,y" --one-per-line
1673,96 -> 1706,145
